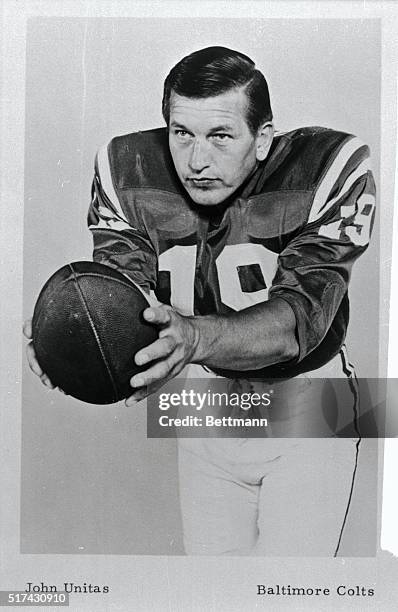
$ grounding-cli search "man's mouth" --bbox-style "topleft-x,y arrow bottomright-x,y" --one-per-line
188,178 -> 219,188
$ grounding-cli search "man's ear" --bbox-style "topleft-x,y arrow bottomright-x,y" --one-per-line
255,122 -> 274,162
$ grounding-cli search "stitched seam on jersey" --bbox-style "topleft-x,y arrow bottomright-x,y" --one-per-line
69,264 -> 119,402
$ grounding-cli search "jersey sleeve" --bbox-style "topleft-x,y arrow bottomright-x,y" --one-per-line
87,142 -> 158,294
268,137 -> 376,363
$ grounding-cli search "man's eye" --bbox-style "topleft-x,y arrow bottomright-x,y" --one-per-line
212,133 -> 231,142
175,130 -> 190,139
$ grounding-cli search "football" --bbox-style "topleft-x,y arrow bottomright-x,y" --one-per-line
32,261 -> 158,404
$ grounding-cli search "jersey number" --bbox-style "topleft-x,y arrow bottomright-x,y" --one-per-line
318,194 -> 375,246
158,244 -> 278,315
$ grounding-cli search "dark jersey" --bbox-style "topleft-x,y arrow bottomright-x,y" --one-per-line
88,126 -> 376,379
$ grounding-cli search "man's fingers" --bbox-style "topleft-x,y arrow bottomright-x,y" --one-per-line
26,342 -> 43,377
130,359 -> 172,389
135,336 -> 176,367
26,341 -> 55,389
23,319 -> 33,339
143,306 -> 171,326
125,376 -> 170,406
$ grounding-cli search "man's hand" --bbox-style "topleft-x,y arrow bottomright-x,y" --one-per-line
126,298 -> 299,405
126,305 -> 199,405
23,319 -> 55,389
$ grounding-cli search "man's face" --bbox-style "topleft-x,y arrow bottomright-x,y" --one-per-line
168,88 -> 269,206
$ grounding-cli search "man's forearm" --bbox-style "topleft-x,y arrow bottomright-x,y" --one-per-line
190,298 -> 299,371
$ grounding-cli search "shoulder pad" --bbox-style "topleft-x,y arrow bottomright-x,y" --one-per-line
108,128 -> 184,194
269,126 -> 361,192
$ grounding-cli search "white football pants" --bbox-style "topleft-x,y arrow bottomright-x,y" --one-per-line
177,350 -> 367,556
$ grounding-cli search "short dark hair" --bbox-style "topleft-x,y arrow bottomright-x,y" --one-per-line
162,46 -> 273,135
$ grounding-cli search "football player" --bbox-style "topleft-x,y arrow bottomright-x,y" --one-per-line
24,46 -> 376,556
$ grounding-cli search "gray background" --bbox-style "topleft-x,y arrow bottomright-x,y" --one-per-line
21,18 -> 381,556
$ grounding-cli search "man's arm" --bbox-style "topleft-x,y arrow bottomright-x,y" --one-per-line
88,144 -> 158,292
126,298 -> 298,404
193,297 -> 298,369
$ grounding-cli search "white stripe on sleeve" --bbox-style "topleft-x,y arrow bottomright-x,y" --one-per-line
308,136 -> 368,223
97,143 -> 129,223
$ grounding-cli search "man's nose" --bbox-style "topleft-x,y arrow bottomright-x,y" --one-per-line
188,139 -> 211,172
